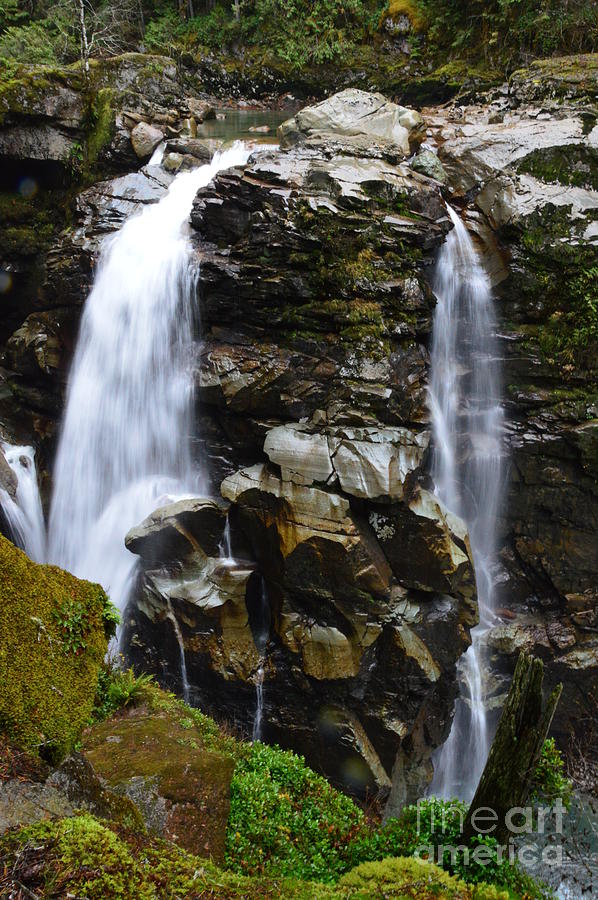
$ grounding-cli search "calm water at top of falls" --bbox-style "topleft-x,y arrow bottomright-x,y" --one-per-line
428,206 -> 506,801
43,143 -> 253,614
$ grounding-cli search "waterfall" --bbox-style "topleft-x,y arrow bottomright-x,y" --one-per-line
251,578 -> 270,741
47,144 -> 253,615
218,515 -> 233,563
166,597 -> 190,704
0,443 -> 46,563
252,665 -> 265,742
428,206 -> 505,800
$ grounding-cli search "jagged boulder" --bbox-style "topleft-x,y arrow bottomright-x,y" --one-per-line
130,121 -> 164,159
278,89 -> 425,156
125,497 -> 227,565
263,422 -> 428,500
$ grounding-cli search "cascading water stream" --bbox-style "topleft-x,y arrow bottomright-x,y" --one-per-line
0,443 -> 46,563
251,578 -> 270,742
166,597 -> 190,704
218,516 -> 234,564
45,144 -> 253,617
428,206 -> 505,800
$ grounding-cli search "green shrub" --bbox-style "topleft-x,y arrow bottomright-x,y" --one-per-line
225,741 -> 365,881
531,738 -> 573,808
339,856 -> 509,898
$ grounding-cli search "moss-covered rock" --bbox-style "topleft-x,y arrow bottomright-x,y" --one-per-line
82,692 -> 236,861
0,534 -> 114,762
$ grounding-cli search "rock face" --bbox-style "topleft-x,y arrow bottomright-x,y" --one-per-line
422,75 -> 598,758
3,60 -> 597,796
124,93 -> 478,799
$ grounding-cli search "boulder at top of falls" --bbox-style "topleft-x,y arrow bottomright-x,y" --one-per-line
166,137 -> 221,161
130,121 -> 164,159
125,497 -> 226,565
186,98 -> 216,122
410,149 -> 448,184
278,89 -> 425,156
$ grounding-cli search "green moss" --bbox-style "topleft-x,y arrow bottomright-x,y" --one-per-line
504,205 -> 598,369
280,201 -> 424,354
86,86 -> 115,165
0,813 -> 340,898
339,857 -> 508,898
0,534 -> 114,762
0,61 -> 85,123
517,145 -> 598,191
2,223 -> 53,255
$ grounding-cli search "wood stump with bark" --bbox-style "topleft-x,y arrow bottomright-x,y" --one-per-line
464,651 -> 562,843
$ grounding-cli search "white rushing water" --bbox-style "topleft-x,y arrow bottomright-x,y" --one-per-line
41,143 -> 253,615
166,597 -> 190,703
0,443 -> 46,563
251,578 -> 270,741
428,206 -> 505,800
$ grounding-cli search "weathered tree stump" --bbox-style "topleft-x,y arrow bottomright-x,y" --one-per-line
464,652 -> 562,843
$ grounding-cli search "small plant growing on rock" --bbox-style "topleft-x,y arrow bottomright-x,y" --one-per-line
52,597 -> 93,655
90,663 -> 154,723
531,738 -> 573,808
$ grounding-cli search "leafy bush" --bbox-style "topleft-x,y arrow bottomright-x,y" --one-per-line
339,856 -> 509,899
225,741 -> 365,881
418,0 -> 598,68
531,738 -> 573,808
0,22 -> 59,65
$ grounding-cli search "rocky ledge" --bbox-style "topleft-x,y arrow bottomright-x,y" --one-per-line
122,91 -> 478,802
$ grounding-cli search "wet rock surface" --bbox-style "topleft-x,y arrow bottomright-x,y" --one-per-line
2,60 -> 598,797
421,76 -> 598,759
123,98 -> 479,799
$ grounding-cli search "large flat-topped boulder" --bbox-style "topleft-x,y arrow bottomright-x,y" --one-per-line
278,89 -> 425,156
125,496 -> 226,565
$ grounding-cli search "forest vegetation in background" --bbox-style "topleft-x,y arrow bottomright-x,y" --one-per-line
1,0 -> 597,76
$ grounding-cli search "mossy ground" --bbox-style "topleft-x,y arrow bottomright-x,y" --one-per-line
0,535 -> 114,762
0,813 -> 512,899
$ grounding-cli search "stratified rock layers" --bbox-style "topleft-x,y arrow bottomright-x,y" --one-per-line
123,91 -> 477,798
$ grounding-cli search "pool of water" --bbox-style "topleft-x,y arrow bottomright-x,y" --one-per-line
197,107 -> 299,144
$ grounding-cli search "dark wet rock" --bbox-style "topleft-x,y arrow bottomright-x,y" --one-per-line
0,447 -> 17,500
125,497 -> 227,565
